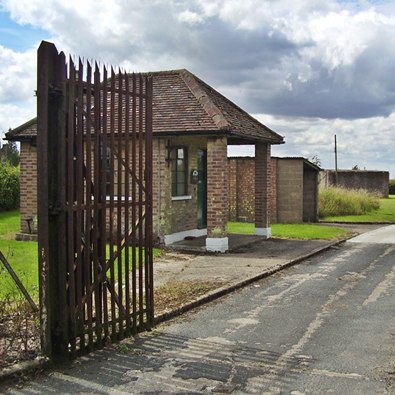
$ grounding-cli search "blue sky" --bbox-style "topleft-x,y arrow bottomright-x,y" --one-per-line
0,0 -> 394,177
0,8 -> 48,51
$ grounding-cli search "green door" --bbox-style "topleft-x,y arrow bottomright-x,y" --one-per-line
197,149 -> 207,229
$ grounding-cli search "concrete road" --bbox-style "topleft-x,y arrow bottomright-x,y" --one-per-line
5,226 -> 395,394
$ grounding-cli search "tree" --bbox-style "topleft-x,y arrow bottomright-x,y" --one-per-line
0,141 -> 20,166
309,155 -> 322,167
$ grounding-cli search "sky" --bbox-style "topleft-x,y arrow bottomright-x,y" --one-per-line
0,0 -> 394,177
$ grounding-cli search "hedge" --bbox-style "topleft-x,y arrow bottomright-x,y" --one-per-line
389,180 -> 395,195
0,164 -> 20,211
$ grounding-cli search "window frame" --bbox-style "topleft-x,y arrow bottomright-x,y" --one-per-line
171,146 -> 188,197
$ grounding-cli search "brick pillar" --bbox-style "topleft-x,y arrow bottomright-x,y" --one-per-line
206,136 -> 228,252
254,143 -> 271,238
19,142 -> 38,236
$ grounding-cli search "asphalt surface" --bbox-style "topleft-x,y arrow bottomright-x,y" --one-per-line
2,223 -> 394,394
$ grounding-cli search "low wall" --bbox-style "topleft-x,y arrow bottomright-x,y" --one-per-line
320,170 -> 389,197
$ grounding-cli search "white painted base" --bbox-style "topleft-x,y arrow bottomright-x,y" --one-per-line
164,228 -> 207,246
206,237 -> 229,253
254,227 -> 272,238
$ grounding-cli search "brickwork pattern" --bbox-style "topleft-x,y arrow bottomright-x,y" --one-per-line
207,137 -> 228,237
228,157 -> 320,224
228,159 -> 237,221
153,136 -> 208,242
255,144 -> 271,228
270,159 -> 278,223
19,142 -> 38,234
228,157 -> 255,222
16,136 -> 210,243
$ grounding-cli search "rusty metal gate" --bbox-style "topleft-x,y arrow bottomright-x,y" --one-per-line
37,41 -> 153,362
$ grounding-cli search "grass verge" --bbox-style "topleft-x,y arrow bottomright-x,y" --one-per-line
0,210 -> 162,298
228,221 -> 349,240
321,195 -> 395,223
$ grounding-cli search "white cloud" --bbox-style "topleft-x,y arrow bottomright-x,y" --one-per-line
0,45 -> 35,103
0,0 -> 394,178
178,10 -> 205,25
260,113 -> 395,177
0,45 -> 36,138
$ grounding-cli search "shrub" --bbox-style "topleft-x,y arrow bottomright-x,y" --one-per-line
389,180 -> 395,195
0,164 -> 20,211
319,186 -> 380,218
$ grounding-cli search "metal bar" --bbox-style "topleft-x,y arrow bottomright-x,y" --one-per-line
66,57 -> 77,356
93,62 -> 103,347
75,58 -> 85,351
84,60 -> 94,351
54,51 -> 69,358
117,71 -> 124,339
101,65 -> 109,341
109,67 -> 117,341
37,40 -> 52,358
131,73 -> 137,333
138,74 -> 144,327
124,71 -> 131,336
145,75 -> 154,325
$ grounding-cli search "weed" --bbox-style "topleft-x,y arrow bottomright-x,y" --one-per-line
319,187 -> 380,218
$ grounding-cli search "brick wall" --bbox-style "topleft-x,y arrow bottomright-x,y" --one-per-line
155,136 -> 208,241
228,157 -> 319,224
228,157 -> 255,222
228,159 -> 237,221
19,141 -> 38,234
228,156 -> 278,223
255,144 -> 271,228
320,170 -> 389,197
207,136 -> 228,237
270,159 -> 278,223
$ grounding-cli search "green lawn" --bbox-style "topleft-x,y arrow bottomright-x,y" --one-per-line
0,239 -> 39,298
228,221 -> 349,240
0,210 -> 38,297
0,209 -> 20,240
0,211 -> 162,299
321,195 -> 395,223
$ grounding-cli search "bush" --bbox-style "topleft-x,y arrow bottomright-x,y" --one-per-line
389,180 -> 395,195
319,186 -> 380,218
0,164 -> 20,211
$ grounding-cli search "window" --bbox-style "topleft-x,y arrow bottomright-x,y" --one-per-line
105,146 -> 111,195
171,147 -> 187,196
100,145 -> 116,197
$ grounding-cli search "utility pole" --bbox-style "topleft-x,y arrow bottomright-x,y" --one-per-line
334,134 -> 338,185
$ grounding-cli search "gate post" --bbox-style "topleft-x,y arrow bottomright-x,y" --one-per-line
37,41 -> 69,363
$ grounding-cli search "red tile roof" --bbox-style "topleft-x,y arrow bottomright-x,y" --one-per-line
6,69 -> 284,145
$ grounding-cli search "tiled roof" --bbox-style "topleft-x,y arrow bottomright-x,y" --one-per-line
5,118 -> 38,141
6,69 -> 284,145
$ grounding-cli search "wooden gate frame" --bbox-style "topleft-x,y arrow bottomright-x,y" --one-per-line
37,41 -> 153,362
